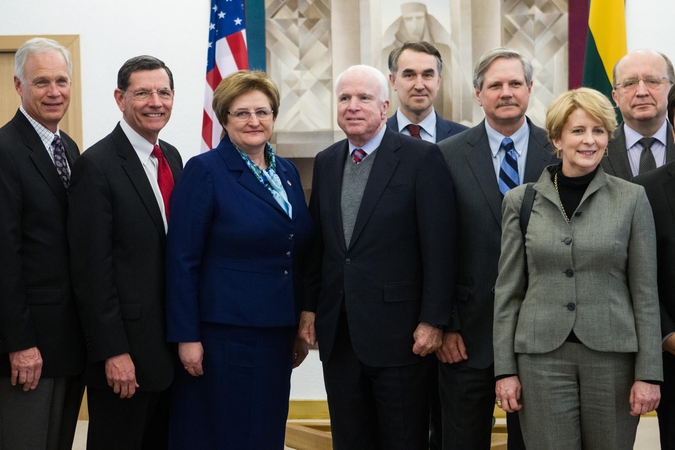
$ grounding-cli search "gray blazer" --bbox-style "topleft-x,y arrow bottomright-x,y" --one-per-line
601,123 -> 675,180
493,165 -> 663,381
438,118 -> 556,369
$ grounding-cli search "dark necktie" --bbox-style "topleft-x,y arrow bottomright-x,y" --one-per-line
51,134 -> 70,189
638,137 -> 657,174
152,145 -> 175,220
352,148 -> 367,164
498,137 -> 519,197
407,124 -> 422,139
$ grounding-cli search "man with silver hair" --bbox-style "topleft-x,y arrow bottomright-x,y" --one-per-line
299,64 -> 458,450
436,47 -> 557,450
0,37 -> 85,449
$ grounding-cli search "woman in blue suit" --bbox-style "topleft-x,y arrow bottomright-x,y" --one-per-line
165,70 -> 314,449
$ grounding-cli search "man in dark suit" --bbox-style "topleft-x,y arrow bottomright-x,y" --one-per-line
635,164 -> 675,449
299,65 -> 457,450
68,55 -> 182,449
603,50 -> 675,179
386,40 -> 467,450
386,41 -> 467,143
0,37 -> 85,450
436,47 -> 557,450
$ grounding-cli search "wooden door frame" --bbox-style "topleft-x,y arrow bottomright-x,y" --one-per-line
0,35 -> 83,150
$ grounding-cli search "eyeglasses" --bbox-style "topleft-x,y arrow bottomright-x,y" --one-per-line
228,108 -> 274,121
127,89 -> 174,101
615,76 -> 672,91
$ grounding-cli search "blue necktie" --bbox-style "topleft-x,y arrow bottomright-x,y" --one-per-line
498,137 -> 519,197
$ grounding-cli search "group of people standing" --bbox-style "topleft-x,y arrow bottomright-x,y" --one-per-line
1,34 -> 674,450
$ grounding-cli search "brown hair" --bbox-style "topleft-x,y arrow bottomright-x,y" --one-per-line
212,70 -> 280,129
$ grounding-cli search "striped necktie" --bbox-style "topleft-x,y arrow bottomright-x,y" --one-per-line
498,137 -> 519,197
352,148 -> 367,164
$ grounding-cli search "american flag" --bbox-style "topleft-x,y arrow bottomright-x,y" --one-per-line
202,0 -> 249,152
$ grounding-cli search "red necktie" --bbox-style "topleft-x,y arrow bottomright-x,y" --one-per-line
352,148 -> 367,164
152,145 -> 174,220
407,124 -> 422,139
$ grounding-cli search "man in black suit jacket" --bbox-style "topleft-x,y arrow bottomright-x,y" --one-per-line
635,164 -> 675,449
386,41 -> 467,145
68,56 -> 182,449
603,50 -> 675,179
437,48 -> 557,450
386,40 -> 467,450
0,37 -> 85,450
299,65 -> 457,450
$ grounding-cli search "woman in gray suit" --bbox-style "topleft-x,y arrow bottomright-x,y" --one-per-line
493,87 -> 662,449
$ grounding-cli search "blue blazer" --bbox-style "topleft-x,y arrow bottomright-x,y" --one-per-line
386,111 -> 468,142
166,136 -> 314,342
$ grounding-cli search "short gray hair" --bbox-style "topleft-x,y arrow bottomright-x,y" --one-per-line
14,38 -> 72,83
335,65 -> 389,102
473,47 -> 533,90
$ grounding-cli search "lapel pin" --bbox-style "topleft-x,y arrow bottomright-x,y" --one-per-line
287,180 -> 292,186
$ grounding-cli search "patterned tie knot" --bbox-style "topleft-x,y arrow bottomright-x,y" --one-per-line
639,137 -> 656,151
152,144 -> 165,160
407,124 -> 422,139
352,148 -> 367,164
51,134 -> 70,189
501,137 -> 515,152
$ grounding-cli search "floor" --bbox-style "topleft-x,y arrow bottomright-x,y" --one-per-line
72,416 -> 662,449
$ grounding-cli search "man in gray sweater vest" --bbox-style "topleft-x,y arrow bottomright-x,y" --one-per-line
300,65 -> 458,450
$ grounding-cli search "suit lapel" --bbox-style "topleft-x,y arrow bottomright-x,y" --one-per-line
113,125 -> 167,242
217,137 -> 291,218
523,119 -> 553,183
12,112 -> 68,208
435,112 -> 451,141
465,122 -> 503,224
663,164 -> 675,225
325,142 -> 349,252
606,127 -> 633,180
349,129 -> 401,247
665,123 -> 675,163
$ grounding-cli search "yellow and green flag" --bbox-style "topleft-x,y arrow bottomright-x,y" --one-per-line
582,0 -> 627,104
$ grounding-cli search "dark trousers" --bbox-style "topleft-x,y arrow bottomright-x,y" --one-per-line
438,363 -> 526,450
0,375 -> 83,450
323,312 -> 434,450
86,386 -> 170,450
659,352 -> 675,450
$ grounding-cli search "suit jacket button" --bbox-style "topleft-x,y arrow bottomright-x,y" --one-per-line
286,251 -> 291,258
284,270 -> 289,275
288,234 -> 294,240
565,269 -> 574,277
564,237 -> 572,245
567,302 -> 576,311
345,258 -> 351,265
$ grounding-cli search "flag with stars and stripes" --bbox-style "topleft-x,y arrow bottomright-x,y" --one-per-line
202,0 -> 248,152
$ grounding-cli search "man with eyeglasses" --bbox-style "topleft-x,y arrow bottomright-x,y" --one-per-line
68,55 -> 182,449
603,49 -> 675,179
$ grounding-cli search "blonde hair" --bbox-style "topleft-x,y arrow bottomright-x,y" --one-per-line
546,87 -> 617,144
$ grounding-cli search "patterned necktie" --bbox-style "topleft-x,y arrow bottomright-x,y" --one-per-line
407,124 -> 422,139
352,148 -> 367,164
638,137 -> 657,174
498,137 -> 519,197
51,134 -> 70,189
151,145 -> 175,220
